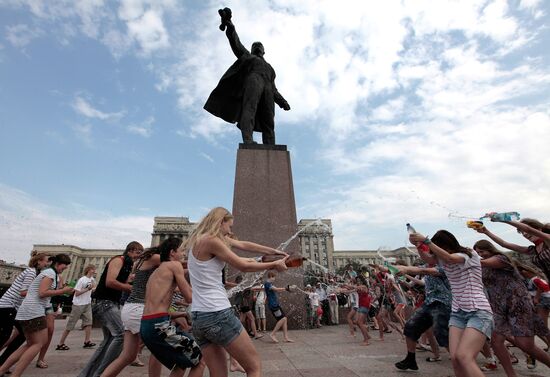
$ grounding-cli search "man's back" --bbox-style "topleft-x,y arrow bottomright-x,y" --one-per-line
143,262 -> 177,315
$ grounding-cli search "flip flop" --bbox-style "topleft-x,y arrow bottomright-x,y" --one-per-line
426,356 -> 442,362
36,360 -> 48,369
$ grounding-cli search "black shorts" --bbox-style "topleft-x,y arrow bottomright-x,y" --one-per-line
240,306 -> 251,313
368,305 -> 379,318
269,306 -> 286,321
17,316 -> 47,334
403,301 -> 450,348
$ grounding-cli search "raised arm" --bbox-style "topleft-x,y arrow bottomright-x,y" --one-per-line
476,227 -> 530,254
410,233 -> 465,264
225,21 -> 249,59
507,220 -> 550,241
226,237 -> 287,256
208,237 -> 288,272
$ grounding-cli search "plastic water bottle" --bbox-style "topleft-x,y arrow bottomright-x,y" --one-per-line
406,223 -> 416,234
483,212 -> 520,222
406,223 -> 429,252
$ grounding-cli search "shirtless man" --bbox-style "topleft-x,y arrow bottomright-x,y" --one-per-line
140,241 -> 203,377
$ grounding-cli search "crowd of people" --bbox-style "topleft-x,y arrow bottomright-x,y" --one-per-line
299,213 -> 550,377
0,209 -> 549,377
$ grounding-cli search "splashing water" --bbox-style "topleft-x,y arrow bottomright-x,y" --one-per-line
226,218 -> 330,298
277,218 -> 331,251
304,258 -> 330,273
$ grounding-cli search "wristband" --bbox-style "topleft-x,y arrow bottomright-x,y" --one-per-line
422,237 -> 431,245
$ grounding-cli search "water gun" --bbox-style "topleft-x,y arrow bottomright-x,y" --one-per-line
466,220 -> 484,230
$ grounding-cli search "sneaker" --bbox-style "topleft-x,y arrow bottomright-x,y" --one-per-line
395,358 -> 418,371
480,362 -> 497,371
526,355 -> 536,369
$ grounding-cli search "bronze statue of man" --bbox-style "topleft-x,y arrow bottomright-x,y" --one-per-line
204,8 -> 290,145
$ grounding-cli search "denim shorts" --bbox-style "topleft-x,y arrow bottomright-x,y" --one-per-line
357,306 -> 369,315
449,309 -> 494,339
191,307 -> 243,348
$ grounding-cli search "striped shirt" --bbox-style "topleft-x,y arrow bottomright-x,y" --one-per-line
16,268 -> 57,321
441,251 -> 492,313
0,268 -> 37,310
528,243 -> 550,283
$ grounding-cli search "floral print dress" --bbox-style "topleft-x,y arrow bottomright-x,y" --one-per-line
481,255 -> 543,337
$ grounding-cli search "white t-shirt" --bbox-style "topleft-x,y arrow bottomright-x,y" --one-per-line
16,268 -> 57,321
309,292 -> 320,307
72,276 -> 95,306
254,285 -> 266,306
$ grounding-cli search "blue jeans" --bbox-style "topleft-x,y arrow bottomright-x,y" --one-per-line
77,300 -> 124,377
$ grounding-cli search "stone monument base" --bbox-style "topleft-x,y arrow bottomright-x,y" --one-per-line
231,143 -> 306,330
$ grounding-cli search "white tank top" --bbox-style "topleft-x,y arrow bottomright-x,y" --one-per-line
188,248 -> 231,312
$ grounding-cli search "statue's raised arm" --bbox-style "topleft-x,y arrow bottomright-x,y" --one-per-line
204,7 -> 290,145
218,7 -> 249,59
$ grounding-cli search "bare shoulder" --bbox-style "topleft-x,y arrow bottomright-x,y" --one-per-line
167,261 -> 184,273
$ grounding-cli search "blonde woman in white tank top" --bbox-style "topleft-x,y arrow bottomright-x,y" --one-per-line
185,207 -> 288,377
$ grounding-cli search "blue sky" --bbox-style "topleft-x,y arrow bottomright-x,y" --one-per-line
1,0 -> 549,264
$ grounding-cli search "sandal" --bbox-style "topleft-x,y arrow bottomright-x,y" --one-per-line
83,341 -> 96,348
56,344 -> 70,351
426,356 -> 442,362
36,360 -> 48,368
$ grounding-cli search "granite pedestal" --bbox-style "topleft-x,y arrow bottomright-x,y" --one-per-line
231,143 -> 307,330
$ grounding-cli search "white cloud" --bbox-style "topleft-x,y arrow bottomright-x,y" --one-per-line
73,96 -> 125,120
200,152 -> 214,163
5,23 -> 42,47
0,184 -> 152,264
126,116 -> 154,137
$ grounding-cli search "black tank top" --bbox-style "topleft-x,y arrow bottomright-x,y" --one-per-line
92,255 -> 133,303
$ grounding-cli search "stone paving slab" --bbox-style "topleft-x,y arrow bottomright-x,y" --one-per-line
12,318 -> 550,377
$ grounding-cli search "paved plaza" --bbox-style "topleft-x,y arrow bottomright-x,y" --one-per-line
14,318 -> 549,377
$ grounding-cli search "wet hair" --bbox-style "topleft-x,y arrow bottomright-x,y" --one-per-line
83,265 -> 96,275
473,239 -> 514,266
235,275 -> 243,284
543,223 -> 550,235
28,253 -> 48,269
431,230 -> 471,257
158,237 -> 184,262
50,253 -> 71,266
183,207 -> 233,252
520,218 -> 544,230
124,241 -> 144,256
516,262 -> 543,276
